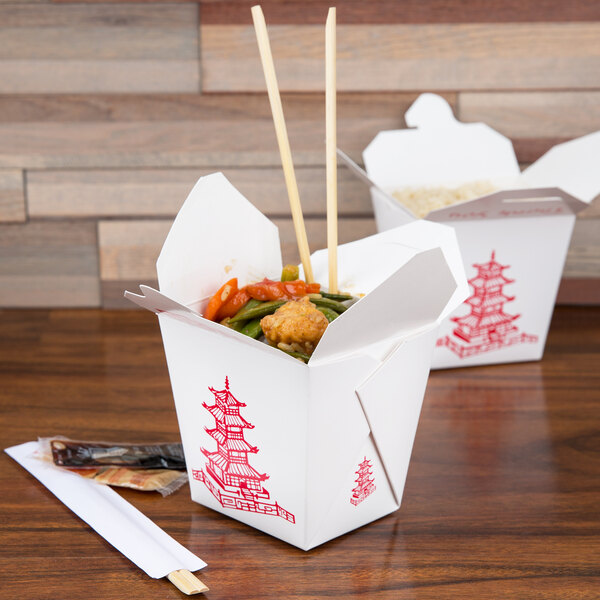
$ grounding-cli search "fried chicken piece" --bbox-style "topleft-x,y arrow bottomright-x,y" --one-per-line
260,296 -> 328,356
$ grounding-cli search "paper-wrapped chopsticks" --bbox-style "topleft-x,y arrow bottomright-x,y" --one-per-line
5,441 -> 208,595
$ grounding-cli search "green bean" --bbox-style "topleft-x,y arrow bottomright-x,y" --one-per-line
281,264 -> 299,282
320,291 -> 354,301
231,298 -> 263,321
309,296 -> 348,313
240,318 -> 263,339
281,349 -> 310,363
229,320 -> 247,332
317,306 -> 339,323
229,299 -> 286,323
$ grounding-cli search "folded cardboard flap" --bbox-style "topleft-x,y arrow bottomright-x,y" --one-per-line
364,96 -> 520,190
311,247 -> 457,363
309,218 -> 468,325
521,131 -> 600,204
157,172 -> 282,308
404,93 -> 458,129
124,285 -> 305,365
356,326 -> 438,506
427,187 -> 588,221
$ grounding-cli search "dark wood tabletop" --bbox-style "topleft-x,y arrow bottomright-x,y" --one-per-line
1,307 -> 599,599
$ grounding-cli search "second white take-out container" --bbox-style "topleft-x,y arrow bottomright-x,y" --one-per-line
345,93 -> 600,369
126,172 -> 467,549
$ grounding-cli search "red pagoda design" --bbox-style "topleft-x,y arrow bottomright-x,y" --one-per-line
350,457 -> 376,506
437,250 -> 538,358
192,377 -> 295,524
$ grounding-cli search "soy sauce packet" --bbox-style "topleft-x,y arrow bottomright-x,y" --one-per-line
35,437 -> 189,496
48,438 -> 186,470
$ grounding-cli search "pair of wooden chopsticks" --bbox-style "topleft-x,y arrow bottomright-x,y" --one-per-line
252,5 -> 339,293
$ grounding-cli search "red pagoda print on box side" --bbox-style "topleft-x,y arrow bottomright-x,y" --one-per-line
350,457 -> 376,506
192,377 -> 295,524
437,251 -> 538,358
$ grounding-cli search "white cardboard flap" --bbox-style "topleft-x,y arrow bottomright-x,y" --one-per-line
311,246 -> 456,363
309,220 -> 468,347
305,355 -> 380,546
356,327 -> 437,505
521,131 -> 600,204
426,187 -> 588,221
404,93 -> 459,129
157,172 -> 282,307
125,285 -> 303,365
363,95 -> 520,190
125,284 -> 202,317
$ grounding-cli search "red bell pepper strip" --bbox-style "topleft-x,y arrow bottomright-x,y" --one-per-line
203,278 -> 238,321
245,278 -> 320,301
216,288 -> 252,321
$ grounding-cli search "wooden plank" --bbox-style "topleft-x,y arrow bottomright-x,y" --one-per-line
0,4 -> 198,56
0,92 -> 446,169
201,23 -> 600,92
27,166 -> 372,218
0,90 -> 571,168
0,221 -> 100,307
98,216 -> 376,281
564,219 -> 600,279
511,137 -> 571,165
557,278 -> 600,305
98,220 -> 170,282
579,196 -> 600,220
200,0 -> 600,24
0,91 -> 429,124
0,60 -> 199,94
104,279 -> 153,309
0,3 -> 199,93
52,0 -> 600,23
0,170 -> 25,222
459,92 -> 600,138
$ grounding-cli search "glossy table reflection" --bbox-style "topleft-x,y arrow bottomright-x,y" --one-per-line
1,307 -> 599,599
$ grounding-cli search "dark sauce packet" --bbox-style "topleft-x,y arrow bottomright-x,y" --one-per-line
49,439 -> 186,470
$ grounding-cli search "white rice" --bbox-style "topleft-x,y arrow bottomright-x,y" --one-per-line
392,180 -> 496,218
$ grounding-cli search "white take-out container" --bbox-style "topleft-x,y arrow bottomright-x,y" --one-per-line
343,93 -> 600,369
126,172 -> 468,550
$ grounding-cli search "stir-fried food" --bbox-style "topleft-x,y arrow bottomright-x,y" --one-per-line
261,296 -> 328,357
202,265 -> 356,362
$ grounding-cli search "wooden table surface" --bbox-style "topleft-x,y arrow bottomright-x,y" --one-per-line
1,307 -> 599,599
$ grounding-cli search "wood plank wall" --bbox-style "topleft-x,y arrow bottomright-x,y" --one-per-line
0,0 -> 598,308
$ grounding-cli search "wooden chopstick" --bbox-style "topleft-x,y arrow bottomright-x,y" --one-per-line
251,5 -> 314,283
167,569 -> 209,595
325,7 -> 338,293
